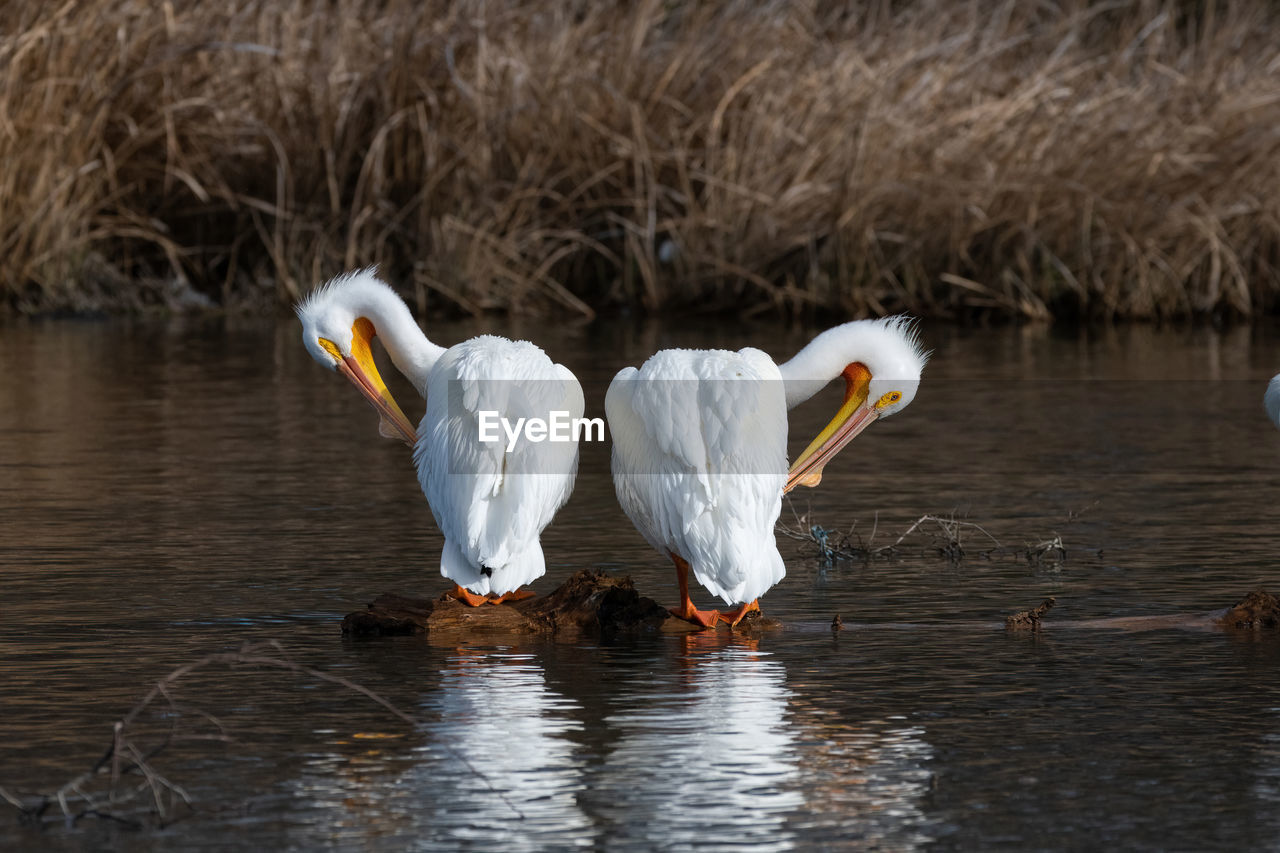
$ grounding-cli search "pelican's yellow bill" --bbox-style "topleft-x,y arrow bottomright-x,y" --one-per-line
332,318 -> 417,447
784,364 -> 875,493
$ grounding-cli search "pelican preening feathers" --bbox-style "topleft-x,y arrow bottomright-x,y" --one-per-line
297,268 -> 927,627
606,318 -> 928,626
297,270 -> 583,605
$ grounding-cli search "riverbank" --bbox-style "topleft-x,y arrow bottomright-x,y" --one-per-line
4,1 -> 1279,319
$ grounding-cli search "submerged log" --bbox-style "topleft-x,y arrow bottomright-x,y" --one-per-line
342,568 -> 782,637
1002,589 -> 1280,634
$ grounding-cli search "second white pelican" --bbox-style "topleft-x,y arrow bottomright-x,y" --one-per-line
1267,374 -> 1280,429
297,270 -> 583,605
606,318 -> 927,627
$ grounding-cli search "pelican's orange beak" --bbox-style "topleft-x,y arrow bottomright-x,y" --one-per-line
321,318 -> 417,447
785,363 -> 877,493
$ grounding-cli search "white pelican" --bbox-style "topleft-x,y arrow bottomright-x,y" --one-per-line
1267,374 -> 1280,429
606,318 -> 927,627
297,269 -> 583,605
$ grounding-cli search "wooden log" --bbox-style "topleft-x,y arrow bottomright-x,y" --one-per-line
346,572 -> 1278,639
1216,589 -> 1280,630
341,568 -> 780,638
1001,589 -> 1280,634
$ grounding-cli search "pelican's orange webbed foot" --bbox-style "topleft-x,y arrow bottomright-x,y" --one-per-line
666,552 -> 719,628
447,584 -> 489,607
668,603 -> 721,629
719,599 -> 761,627
485,589 -> 536,605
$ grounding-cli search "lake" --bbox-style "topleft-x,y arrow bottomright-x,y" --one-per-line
1,315 -> 1278,850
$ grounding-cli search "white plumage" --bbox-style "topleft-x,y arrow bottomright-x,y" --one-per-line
297,269 -> 581,601
606,348 -> 787,605
418,337 -> 583,596
607,318 -> 927,626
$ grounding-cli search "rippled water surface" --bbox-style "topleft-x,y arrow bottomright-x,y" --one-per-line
2,316 -> 1279,850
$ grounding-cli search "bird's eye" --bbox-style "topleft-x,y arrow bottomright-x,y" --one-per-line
877,391 -> 902,408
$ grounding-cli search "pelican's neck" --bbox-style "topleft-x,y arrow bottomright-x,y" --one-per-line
355,288 -> 445,395
777,319 -> 921,410
778,333 -> 849,410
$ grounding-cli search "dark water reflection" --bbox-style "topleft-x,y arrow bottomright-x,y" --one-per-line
1,316 -> 1279,850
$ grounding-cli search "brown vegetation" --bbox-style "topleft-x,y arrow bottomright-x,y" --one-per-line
3,0 -> 1280,318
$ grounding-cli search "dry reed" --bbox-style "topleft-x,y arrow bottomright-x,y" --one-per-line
3,0 -> 1279,318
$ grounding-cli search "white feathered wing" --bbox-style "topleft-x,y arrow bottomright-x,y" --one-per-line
415,336 -> 582,596
606,347 -> 788,605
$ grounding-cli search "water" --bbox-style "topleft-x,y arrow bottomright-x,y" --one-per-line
1,316 -> 1278,850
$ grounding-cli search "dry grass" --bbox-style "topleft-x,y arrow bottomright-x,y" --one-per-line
3,0 -> 1280,318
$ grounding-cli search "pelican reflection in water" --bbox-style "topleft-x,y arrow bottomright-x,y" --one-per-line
415,650 -> 592,849
284,649 -> 591,849
583,633 -> 803,848
580,632 -> 937,849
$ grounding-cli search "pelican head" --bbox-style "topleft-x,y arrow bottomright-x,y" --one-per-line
296,269 -> 418,445
783,317 -> 927,492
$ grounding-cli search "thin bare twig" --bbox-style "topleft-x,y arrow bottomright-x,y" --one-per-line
2,640 -> 524,828
778,507 -> 1089,567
